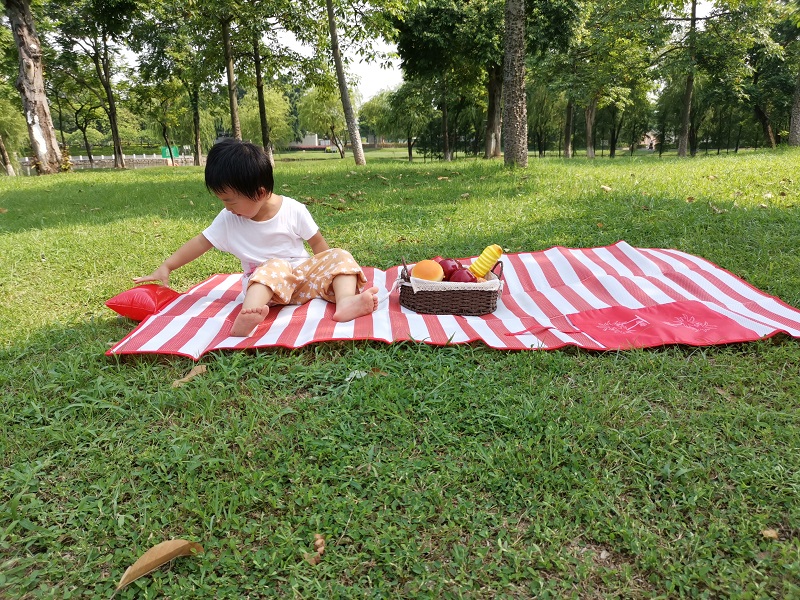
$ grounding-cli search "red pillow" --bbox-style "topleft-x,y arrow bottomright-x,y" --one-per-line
105,284 -> 181,321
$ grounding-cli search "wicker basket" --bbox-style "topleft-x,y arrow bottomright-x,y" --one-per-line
398,260 -> 503,316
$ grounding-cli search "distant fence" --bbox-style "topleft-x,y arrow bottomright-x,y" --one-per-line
19,153 -> 198,175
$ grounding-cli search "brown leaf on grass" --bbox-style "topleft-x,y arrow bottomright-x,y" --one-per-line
600,185 -> 612,192
0,207 -> 7,213
437,176 -> 449,181
113,539 -> 203,595
305,533 -> 326,565
761,529 -> 780,540
709,202 -> 727,214
171,365 -> 207,388
686,196 -> 695,203
708,175 -> 717,180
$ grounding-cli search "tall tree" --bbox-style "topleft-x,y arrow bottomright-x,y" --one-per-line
131,0 -> 221,165
297,85 -> 349,157
676,0 -> 697,157
48,0 -> 140,168
324,0 -> 365,164
3,0 -> 62,174
389,80 -> 437,161
503,0 -> 527,166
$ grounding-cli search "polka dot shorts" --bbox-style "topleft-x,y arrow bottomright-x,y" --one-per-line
249,248 -> 367,305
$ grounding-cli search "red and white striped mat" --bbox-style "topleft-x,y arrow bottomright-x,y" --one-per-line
107,241 -> 800,360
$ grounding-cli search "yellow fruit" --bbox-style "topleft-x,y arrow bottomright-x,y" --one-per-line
468,244 -> 502,278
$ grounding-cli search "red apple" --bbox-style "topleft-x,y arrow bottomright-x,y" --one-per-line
448,267 -> 477,283
437,258 -> 463,280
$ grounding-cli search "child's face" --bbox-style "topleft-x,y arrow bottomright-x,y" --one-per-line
216,187 -> 270,221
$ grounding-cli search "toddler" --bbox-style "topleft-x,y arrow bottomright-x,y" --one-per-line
135,138 -> 378,336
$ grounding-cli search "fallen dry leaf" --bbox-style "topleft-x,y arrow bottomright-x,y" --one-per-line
708,175 -> 717,180
304,533 -> 326,565
709,202 -> 727,214
460,193 -> 470,198
172,365 -> 207,388
437,176 -> 449,181
600,185 -> 612,192
113,539 -> 203,595
761,529 -> 780,540
686,196 -> 695,203
0,207 -> 7,213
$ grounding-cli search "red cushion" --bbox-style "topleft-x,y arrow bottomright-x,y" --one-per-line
105,284 -> 181,321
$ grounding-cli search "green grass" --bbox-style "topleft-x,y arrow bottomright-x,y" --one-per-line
2,150 -> 800,598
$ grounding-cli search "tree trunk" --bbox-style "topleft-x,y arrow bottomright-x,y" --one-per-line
789,71 -> 800,146
189,85 -> 202,166
253,33 -> 274,166
5,0 -> 62,174
484,62 -> 502,158
162,124 -> 174,163
677,0 -> 697,158
441,76 -> 451,161
222,18 -> 242,141
609,108 -> 623,158
502,0 -> 527,167
407,130 -> 414,162
326,0 -> 365,166
80,128 -> 95,165
96,38 -> 125,168
563,99 -> 574,158
330,126 -> 345,158
585,98 -> 597,159
0,134 -> 16,176
754,104 -> 776,148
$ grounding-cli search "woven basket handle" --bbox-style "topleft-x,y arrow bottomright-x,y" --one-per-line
491,260 -> 504,280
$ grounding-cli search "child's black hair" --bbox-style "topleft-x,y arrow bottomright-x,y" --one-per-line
204,138 -> 274,199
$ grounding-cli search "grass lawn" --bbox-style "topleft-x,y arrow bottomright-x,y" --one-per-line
2,149 -> 800,598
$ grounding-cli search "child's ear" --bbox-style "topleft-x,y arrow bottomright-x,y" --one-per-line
257,186 -> 271,200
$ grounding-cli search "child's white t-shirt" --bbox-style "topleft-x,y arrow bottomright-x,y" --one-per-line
202,196 -> 319,278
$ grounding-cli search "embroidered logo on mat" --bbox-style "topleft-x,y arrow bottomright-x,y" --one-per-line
666,314 -> 715,333
597,316 -> 649,334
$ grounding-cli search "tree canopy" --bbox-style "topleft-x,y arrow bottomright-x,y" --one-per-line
3,0 -> 800,175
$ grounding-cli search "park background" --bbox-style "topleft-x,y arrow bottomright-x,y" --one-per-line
4,1 -> 800,172
3,0 -> 800,598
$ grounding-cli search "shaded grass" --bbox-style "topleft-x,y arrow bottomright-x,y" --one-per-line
1,150 -> 800,598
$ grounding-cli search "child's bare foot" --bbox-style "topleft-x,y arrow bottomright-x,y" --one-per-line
333,286 -> 379,322
230,305 -> 270,337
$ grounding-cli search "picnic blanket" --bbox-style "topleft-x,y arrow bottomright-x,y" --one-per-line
107,241 -> 800,360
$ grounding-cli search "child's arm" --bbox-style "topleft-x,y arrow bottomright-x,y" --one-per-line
134,234 -> 213,285
307,231 -> 330,255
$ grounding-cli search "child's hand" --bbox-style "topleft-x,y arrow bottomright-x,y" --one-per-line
134,265 -> 171,285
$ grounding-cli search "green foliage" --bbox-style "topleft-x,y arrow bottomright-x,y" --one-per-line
0,83 -> 27,156
238,88 -> 293,149
297,86 -> 348,151
2,152 -> 800,597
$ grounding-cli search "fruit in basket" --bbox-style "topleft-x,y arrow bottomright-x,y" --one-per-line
449,267 -> 477,283
411,259 -> 445,281
468,244 -> 503,278
436,258 -> 463,280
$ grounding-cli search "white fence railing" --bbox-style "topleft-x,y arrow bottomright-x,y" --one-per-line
19,154 -> 197,175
